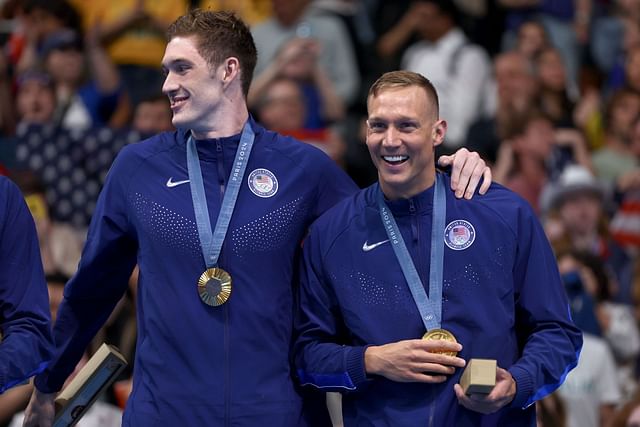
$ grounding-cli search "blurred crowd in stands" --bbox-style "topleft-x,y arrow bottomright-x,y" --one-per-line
1,0 -> 640,426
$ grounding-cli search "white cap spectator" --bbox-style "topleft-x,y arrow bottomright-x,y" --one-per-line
545,165 -> 606,213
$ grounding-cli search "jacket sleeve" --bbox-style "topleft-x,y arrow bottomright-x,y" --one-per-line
507,203 -> 583,408
0,178 -> 53,392
293,225 -> 369,392
34,149 -> 138,393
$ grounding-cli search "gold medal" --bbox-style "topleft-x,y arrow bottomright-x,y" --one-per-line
422,328 -> 458,357
197,268 -> 232,306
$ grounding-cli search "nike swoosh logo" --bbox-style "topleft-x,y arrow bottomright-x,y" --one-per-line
166,177 -> 190,188
362,239 -> 390,252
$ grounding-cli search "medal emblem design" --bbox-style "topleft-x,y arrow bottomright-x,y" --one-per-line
248,168 -> 278,198
422,328 -> 458,357
444,220 -> 475,251
198,268 -> 232,306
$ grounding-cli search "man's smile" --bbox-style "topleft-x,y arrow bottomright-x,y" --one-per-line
382,155 -> 409,165
170,94 -> 189,110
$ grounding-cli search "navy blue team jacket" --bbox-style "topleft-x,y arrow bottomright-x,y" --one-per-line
34,118 -> 357,426
295,174 -> 582,426
0,176 -> 52,392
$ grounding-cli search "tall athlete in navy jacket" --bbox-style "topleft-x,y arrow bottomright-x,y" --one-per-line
23,12 -> 492,427
294,71 -> 582,426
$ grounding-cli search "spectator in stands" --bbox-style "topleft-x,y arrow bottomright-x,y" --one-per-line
498,0 -> 589,99
13,66 -> 135,229
597,3 -> 640,95
493,109 -> 555,213
617,43 -> 640,96
535,46 -> 577,127
592,88 -> 640,188
493,110 -> 591,214
307,0 -> 377,111
11,170 -> 84,278
248,32 -> 345,129
13,118 -> 134,228
400,0 -> 493,152
39,28 -> 123,130
515,19 -> 549,61
564,249 -> 639,394
0,68 -> 55,170
254,76 -> 345,165
373,0 -> 431,74
555,251 -> 622,427
12,0 -> 82,75
608,116 -> 640,251
132,94 -> 174,138
80,0 -> 187,107
251,0 -> 359,108
11,29 -> 140,230
466,50 -> 539,164
545,165 -> 635,305
197,0 -> 272,26
15,70 -> 56,126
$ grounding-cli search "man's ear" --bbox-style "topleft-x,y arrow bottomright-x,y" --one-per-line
220,57 -> 240,87
432,119 -> 447,147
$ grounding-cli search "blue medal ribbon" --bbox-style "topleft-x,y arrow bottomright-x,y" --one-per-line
377,173 -> 447,331
186,122 -> 255,269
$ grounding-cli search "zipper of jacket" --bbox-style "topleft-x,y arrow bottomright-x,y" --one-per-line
424,196 -> 441,427
408,199 -> 426,290
427,387 -> 437,426
215,139 -> 231,427
216,140 -> 226,195
409,198 -> 438,425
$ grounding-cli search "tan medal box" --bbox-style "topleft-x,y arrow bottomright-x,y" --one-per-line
54,343 -> 128,427
459,358 -> 496,395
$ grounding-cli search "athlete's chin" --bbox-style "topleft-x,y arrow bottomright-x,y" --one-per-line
378,171 -> 408,187
379,177 -> 409,196
171,114 -> 193,130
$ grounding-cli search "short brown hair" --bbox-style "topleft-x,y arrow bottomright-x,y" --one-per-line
367,71 -> 439,119
167,9 -> 257,97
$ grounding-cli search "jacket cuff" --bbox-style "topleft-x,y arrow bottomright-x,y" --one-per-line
345,345 -> 369,388
34,372 -> 62,394
508,365 -> 534,409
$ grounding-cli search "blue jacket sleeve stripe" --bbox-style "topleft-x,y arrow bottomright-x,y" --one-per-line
297,369 -> 356,390
524,344 -> 581,408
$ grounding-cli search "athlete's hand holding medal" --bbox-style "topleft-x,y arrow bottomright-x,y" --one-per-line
364,337 -> 465,383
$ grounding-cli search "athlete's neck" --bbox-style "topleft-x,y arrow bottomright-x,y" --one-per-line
190,108 -> 249,140
379,172 -> 436,202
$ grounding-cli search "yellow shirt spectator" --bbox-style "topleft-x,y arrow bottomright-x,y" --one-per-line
198,0 -> 271,26
81,0 -> 187,67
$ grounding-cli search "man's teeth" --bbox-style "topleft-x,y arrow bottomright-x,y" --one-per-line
383,155 -> 408,163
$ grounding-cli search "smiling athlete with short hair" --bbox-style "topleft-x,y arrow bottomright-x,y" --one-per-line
294,71 -> 582,426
